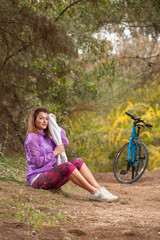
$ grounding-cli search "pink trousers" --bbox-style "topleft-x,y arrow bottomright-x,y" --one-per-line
31,158 -> 84,189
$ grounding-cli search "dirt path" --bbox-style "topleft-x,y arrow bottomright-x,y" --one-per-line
0,170 -> 160,240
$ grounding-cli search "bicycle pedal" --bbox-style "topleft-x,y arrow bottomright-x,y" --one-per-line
139,156 -> 145,159
120,170 -> 127,175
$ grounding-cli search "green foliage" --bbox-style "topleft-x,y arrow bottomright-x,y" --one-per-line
1,0 -> 160,159
67,84 -> 160,172
0,0 -> 119,153
67,112 -> 111,172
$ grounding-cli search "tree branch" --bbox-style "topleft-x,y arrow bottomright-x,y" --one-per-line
0,21 -> 32,26
0,44 -> 30,71
119,54 -> 160,60
55,0 -> 82,22
0,34 -> 43,72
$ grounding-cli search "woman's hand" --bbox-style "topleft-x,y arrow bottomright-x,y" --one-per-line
51,114 -> 56,122
53,144 -> 65,156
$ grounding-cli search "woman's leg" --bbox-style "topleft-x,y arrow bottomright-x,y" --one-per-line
31,161 -> 98,193
71,158 -> 101,189
31,162 -> 73,189
71,159 -> 118,201
69,168 -> 98,194
79,163 -> 102,189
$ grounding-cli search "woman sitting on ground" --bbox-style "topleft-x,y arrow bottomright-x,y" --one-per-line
24,106 -> 118,202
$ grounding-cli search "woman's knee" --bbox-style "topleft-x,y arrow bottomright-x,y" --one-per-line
61,162 -> 76,175
70,158 -> 84,170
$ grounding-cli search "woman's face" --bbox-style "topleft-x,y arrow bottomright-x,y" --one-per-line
35,112 -> 48,131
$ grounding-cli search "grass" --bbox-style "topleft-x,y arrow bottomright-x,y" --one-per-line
0,153 -> 27,184
0,155 -> 69,229
2,196 -> 63,228
1,186 -> 68,229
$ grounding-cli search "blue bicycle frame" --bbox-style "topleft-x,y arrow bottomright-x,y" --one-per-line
127,124 -> 139,167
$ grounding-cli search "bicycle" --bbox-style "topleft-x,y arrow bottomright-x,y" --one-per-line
113,112 -> 153,184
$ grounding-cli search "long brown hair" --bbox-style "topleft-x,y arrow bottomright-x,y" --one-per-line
27,106 -> 50,137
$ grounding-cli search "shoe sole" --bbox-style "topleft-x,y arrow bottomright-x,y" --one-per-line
88,198 -> 118,203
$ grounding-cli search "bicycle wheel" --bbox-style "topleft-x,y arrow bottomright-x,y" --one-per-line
113,140 -> 149,184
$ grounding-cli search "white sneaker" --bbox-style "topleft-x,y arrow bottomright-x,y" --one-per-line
87,189 -> 117,202
87,189 -> 108,202
100,187 -> 118,201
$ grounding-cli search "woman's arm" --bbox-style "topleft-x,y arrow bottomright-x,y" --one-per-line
25,134 -> 57,168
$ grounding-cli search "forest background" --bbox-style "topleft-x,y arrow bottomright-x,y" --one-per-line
0,0 -> 160,183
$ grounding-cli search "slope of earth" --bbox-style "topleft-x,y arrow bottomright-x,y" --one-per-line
0,170 -> 160,240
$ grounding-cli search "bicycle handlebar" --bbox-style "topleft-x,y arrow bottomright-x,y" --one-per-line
144,123 -> 153,128
125,112 -> 139,121
125,112 -> 153,129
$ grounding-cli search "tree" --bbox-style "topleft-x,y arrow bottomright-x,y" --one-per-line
1,0 -> 160,154
0,0 -> 73,153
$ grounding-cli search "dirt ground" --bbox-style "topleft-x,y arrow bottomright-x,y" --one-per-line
0,170 -> 160,240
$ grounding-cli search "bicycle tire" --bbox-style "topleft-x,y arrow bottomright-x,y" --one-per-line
113,140 -> 149,184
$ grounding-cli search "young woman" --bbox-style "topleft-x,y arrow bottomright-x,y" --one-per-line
24,106 -> 118,202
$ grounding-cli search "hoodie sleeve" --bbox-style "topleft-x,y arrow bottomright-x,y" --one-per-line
59,127 -> 69,147
25,133 -> 57,168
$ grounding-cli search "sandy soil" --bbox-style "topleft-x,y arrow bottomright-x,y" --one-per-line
0,170 -> 160,240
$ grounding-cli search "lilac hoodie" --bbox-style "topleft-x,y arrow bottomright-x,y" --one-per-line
24,128 -> 69,186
